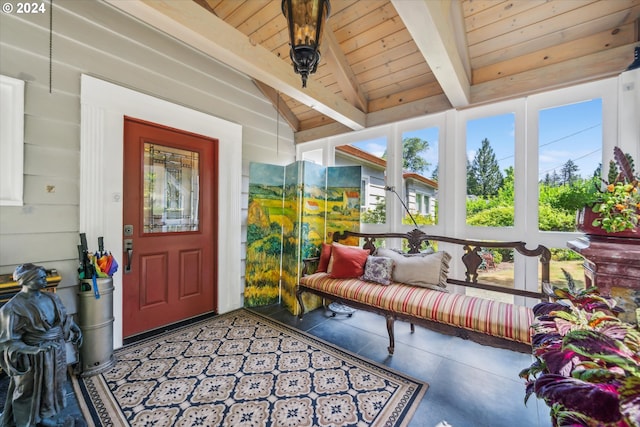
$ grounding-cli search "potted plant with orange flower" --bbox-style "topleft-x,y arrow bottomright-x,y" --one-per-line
576,147 -> 640,237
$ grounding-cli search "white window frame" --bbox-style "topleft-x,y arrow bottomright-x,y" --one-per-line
526,78 -> 618,251
456,99 -> 523,241
0,75 -> 25,206
296,77 -> 629,304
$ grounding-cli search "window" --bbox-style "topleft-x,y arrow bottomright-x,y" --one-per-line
401,126 -> 439,225
465,113 -> 515,227
297,77 -> 619,302
335,137 -> 388,224
537,98 -> 603,232
0,75 -> 25,206
143,143 -> 200,233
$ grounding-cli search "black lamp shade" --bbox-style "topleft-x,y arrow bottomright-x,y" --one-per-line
627,46 -> 640,71
282,0 -> 330,88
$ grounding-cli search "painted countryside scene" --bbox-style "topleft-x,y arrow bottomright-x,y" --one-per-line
245,162 -> 361,315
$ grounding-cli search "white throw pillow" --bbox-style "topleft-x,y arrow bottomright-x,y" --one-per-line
376,248 -> 451,291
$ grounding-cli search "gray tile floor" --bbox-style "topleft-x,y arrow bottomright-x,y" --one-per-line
1,305 -> 553,427
251,303 -> 554,427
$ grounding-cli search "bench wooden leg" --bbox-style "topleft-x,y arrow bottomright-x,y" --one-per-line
296,288 -> 306,319
385,314 -> 395,355
410,323 -> 415,333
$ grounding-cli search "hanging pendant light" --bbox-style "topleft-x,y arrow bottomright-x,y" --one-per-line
627,46 -> 640,71
282,0 -> 330,88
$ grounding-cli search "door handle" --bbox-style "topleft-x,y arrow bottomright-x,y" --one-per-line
124,239 -> 133,273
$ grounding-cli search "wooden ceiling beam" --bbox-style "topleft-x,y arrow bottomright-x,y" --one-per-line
471,44 -> 636,105
323,29 -> 369,112
105,0 -> 366,130
294,93 -> 452,144
391,0 -> 470,107
253,81 -> 300,131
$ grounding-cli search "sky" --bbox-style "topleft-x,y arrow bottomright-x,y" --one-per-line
350,98 -> 602,181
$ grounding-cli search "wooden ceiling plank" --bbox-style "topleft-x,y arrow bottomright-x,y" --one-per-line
299,114 -> 336,131
473,23 -> 638,84
333,2 -> 399,42
470,1 -> 637,58
263,32 -> 293,57
241,5 -> 285,45
296,106 -> 325,121
391,0 -> 470,107
467,0 -> 593,45
464,0 -> 547,32
367,94 -> 452,128
207,0 -> 243,20
330,0 -> 387,30
472,5 -> 640,68
350,39 -> 418,75
324,29 -> 369,111
461,0 -> 508,17
368,81 -> 443,112
254,80 -> 300,131
347,28 -> 414,66
107,0 -> 366,130
365,72 -> 433,101
224,0 -> 271,29
357,51 -> 429,86
339,13 -> 407,55
197,0 -> 218,14
472,43 -> 636,104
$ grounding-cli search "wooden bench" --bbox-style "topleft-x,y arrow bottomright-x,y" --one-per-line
297,229 -> 550,354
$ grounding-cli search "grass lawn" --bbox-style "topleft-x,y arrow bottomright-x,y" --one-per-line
469,259 -> 586,303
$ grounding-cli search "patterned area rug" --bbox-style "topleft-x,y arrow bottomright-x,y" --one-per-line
72,309 -> 427,426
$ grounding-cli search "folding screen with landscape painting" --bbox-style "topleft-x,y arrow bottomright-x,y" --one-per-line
245,161 -> 361,315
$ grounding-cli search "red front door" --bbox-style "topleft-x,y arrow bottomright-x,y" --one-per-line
122,117 -> 218,338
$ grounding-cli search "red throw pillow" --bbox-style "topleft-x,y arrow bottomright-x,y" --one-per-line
317,243 -> 332,272
328,243 -> 370,279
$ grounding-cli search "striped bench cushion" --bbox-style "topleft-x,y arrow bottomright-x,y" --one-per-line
299,272 -> 533,345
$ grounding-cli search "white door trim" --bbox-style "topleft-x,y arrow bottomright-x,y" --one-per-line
80,75 -> 242,348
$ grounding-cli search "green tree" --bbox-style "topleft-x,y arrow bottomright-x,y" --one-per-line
466,159 -> 479,195
382,137 -> 430,173
496,166 -> 515,204
560,159 -> 579,185
361,195 -> 386,224
402,137 -> 430,173
466,205 -> 513,227
468,138 -> 504,196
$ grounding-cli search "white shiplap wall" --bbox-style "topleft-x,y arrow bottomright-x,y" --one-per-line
0,0 -> 295,313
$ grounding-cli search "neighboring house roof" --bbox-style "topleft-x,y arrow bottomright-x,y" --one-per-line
403,172 -> 438,190
335,145 -> 438,190
335,145 -> 385,169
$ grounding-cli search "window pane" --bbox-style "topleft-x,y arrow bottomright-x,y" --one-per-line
143,143 -> 200,233
335,137 -> 387,224
538,99 -> 602,231
545,247 -> 585,291
464,248 -> 516,304
301,148 -> 323,164
466,113 -> 515,226
401,127 -> 439,226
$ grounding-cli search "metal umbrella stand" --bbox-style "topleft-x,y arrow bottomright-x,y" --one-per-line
77,234 -> 117,376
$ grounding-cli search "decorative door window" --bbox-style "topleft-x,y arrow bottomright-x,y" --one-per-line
143,143 -> 200,233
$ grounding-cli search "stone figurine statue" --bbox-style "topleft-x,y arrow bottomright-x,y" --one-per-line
0,264 -> 82,427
